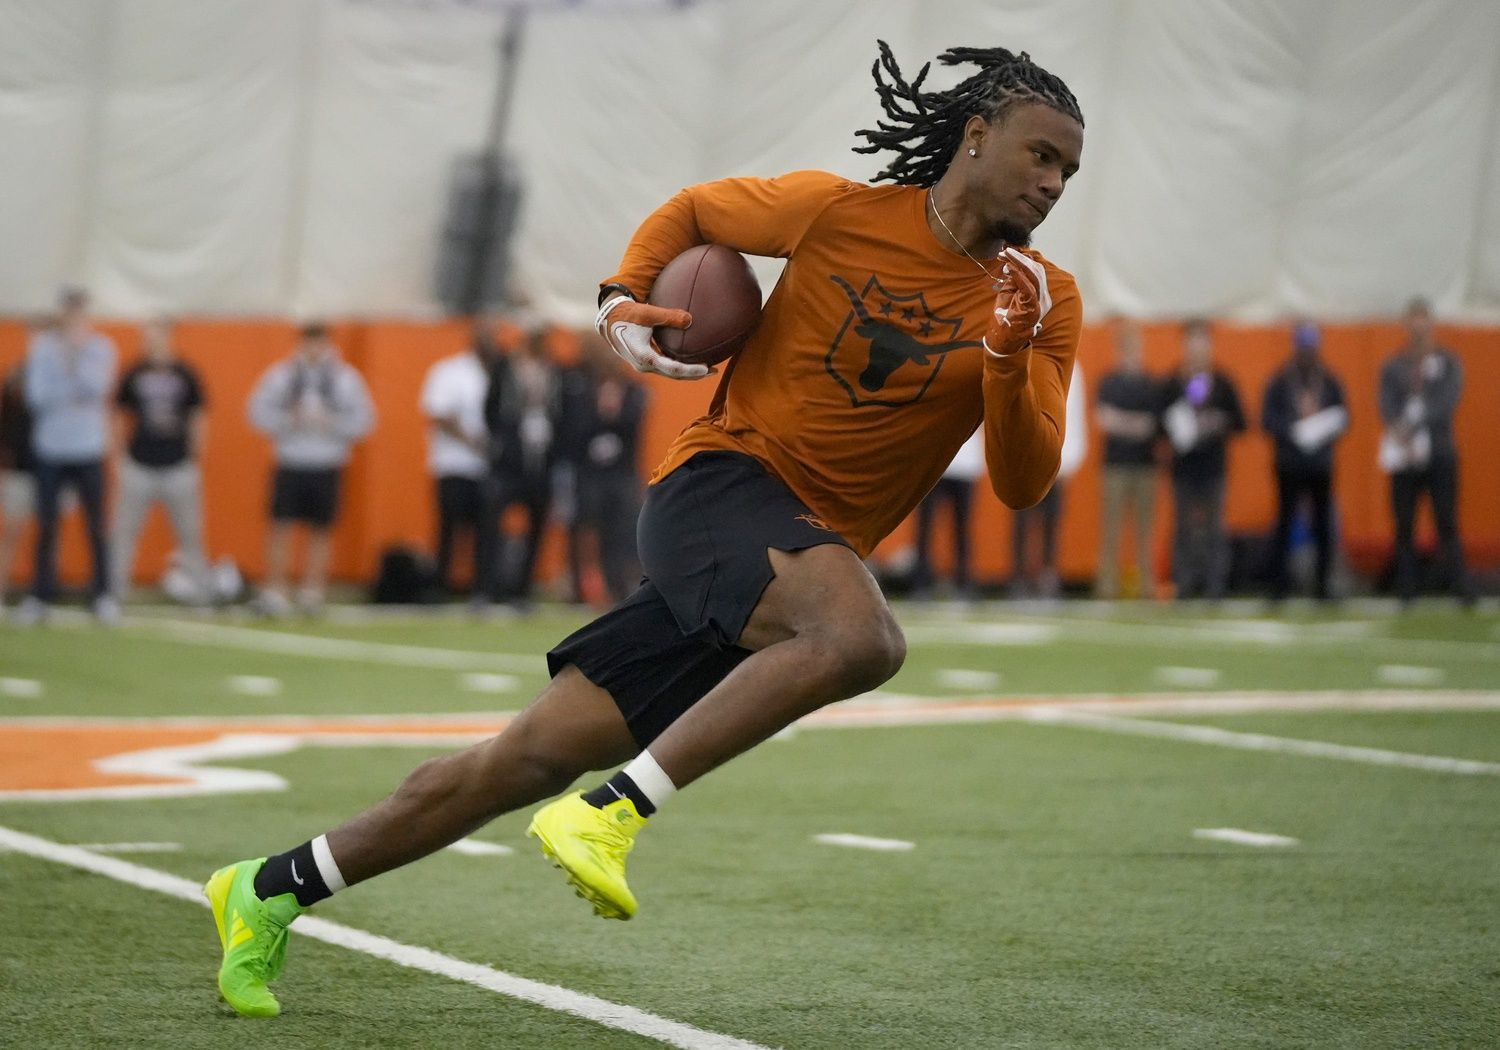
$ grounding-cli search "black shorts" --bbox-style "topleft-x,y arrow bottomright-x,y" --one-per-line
547,450 -> 852,747
270,467 -> 342,527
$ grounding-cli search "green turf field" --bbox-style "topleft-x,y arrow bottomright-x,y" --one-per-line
2,601 -> 1497,1048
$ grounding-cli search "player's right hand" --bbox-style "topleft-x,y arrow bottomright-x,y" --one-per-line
595,295 -> 711,380
984,248 -> 1052,358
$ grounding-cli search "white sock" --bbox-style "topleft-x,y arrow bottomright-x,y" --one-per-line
311,833 -> 348,893
622,751 -> 678,812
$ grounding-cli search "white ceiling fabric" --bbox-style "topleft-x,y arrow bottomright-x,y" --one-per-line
0,0 -> 1495,321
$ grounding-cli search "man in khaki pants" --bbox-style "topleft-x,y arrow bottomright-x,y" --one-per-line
111,318 -> 210,603
1094,321 -> 1162,599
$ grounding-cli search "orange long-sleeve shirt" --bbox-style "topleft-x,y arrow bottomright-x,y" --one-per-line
607,170 -> 1081,559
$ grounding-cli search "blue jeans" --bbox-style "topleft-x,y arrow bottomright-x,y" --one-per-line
32,459 -> 109,602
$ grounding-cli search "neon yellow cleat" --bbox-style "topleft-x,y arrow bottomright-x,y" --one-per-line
527,790 -> 645,920
204,858 -> 303,1017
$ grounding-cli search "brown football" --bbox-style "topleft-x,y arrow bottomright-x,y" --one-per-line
647,244 -> 763,365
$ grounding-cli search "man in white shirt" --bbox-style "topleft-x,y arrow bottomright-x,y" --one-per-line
247,323 -> 375,615
420,324 -> 498,598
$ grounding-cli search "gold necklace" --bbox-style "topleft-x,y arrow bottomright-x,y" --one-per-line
928,190 -> 1003,282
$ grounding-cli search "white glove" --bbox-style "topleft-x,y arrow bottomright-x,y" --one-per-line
595,294 -> 711,380
984,248 -> 1052,356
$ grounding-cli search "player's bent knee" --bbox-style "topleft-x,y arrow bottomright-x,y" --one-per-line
810,614 -> 905,696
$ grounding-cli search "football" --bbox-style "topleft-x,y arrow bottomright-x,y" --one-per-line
647,244 -> 763,365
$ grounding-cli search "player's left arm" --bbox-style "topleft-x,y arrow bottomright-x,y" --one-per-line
979,253 -> 1081,510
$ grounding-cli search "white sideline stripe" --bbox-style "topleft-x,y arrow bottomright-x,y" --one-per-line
1377,665 -> 1445,687
446,838 -> 515,857
1153,666 -> 1222,687
1193,828 -> 1299,848
1003,613 -> 1500,663
0,677 -> 44,699
226,675 -> 282,696
814,833 -> 915,852
1026,709 -> 1500,776
120,617 -> 537,672
76,842 -> 183,853
0,826 -> 771,1050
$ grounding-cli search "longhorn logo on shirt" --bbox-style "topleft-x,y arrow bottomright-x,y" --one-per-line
825,274 -> 982,408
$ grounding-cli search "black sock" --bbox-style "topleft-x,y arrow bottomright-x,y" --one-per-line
580,771 -> 656,817
254,841 -> 333,908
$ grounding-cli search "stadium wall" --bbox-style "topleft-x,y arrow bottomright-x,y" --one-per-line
1,319 -> 1496,595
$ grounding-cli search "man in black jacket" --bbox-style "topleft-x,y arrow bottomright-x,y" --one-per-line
559,335 -> 649,605
1161,319 -> 1246,600
484,328 -> 560,605
1261,322 -> 1347,600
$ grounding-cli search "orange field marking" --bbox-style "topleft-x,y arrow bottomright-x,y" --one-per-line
0,718 -> 507,799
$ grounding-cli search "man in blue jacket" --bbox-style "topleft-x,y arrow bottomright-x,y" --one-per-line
17,288 -> 117,625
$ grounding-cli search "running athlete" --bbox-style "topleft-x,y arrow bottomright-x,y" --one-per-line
205,41 -> 1084,1017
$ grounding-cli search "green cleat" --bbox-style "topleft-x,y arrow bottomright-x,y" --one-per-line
527,790 -> 645,920
204,858 -> 303,1017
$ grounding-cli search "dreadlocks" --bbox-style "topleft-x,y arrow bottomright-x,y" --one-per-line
853,41 -> 1084,188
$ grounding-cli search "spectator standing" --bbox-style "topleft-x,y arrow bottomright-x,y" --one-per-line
1094,321 -> 1160,599
0,353 -> 38,612
912,427 -> 984,600
1261,322 -> 1348,600
1010,363 -> 1087,599
1378,298 -> 1472,604
1161,319 -> 1245,600
110,318 -> 211,603
18,289 -> 117,625
560,333 -> 649,605
420,322 -> 498,599
248,322 -> 375,615
484,328 -> 560,605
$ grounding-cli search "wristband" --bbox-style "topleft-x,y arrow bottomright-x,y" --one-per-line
597,282 -> 635,308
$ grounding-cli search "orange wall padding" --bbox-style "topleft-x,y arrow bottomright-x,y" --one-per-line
1,318 -> 1495,593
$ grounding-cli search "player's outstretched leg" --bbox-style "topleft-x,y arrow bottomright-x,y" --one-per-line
203,667 -> 635,1017
532,543 -> 904,920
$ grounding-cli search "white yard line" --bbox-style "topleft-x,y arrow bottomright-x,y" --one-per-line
935,669 -> 1003,690
1153,666 -> 1222,687
1026,709 -> 1500,776
446,839 -> 515,857
460,673 -> 520,693
1376,665 -> 1445,687
900,623 -> 1059,646
75,842 -> 183,853
1192,828 -> 1299,848
0,677 -> 44,699
0,826 -> 771,1050
813,833 -> 915,852
226,675 -> 283,697
118,617 -> 537,672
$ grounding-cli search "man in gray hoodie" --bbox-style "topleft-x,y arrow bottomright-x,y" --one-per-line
1378,298 -> 1472,605
18,288 -> 117,625
248,322 -> 374,615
